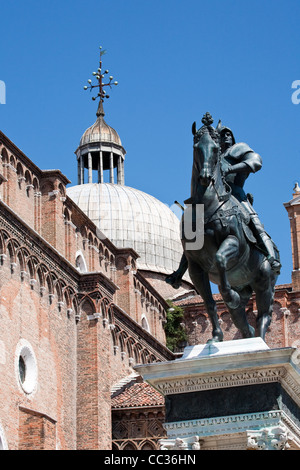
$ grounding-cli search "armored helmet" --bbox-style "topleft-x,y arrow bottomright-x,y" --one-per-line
216,120 -> 235,145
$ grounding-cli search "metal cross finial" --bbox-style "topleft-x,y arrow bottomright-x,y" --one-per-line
83,46 -> 118,110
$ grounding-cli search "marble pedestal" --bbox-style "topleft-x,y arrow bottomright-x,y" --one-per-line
135,338 -> 300,450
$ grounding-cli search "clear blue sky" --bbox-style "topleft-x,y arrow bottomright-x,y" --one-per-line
1,0 -> 300,287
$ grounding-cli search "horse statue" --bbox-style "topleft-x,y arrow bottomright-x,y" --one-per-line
166,113 -> 280,342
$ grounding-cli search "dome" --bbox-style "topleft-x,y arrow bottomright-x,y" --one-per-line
79,114 -> 122,148
67,183 -> 183,274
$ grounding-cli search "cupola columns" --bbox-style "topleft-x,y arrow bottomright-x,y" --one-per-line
76,149 -> 125,185
88,152 -> 93,184
110,152 -> 114,184
98,151 -> 103,183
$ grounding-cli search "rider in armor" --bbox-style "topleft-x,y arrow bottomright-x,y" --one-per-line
217,122 -> 281,273
166,121 -> 280,289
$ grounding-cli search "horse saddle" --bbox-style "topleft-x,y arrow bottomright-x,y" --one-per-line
241,221 -> 257,244
183,195 -> 257,244
231,197 -> 258,244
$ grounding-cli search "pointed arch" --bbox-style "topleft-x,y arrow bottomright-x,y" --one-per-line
36,266 -> 45,288
17,250 -> 26,273
6,239 -> 17,264
1,147 -> 8,163
80,295 -> 96,318
75,250 -> 88,273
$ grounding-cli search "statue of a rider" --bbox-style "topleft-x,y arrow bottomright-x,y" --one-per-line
166,119 -> 281,289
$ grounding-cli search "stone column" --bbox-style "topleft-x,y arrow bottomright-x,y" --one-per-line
80,155 -> 84,184
78,155 -> 84,185
117,155 -> 122,185
77,157 -> 81,185
98,151 -> 103,183
88,152 -> 92,184
122,159 -> 125,185
109,152 -> 114,184
119,158 -> 124,185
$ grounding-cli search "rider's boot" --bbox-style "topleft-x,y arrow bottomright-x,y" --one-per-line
260,233 -> 281,274
248,211 -> 281,274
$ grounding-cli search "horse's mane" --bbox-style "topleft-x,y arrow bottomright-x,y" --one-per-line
194,125 -> 220,145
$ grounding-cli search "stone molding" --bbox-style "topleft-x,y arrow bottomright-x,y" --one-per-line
153,365 -> 300,409
136,340 -> 300,450
161,410 -> 300,450
155,367 -> 285,395
137,342 -> 300,408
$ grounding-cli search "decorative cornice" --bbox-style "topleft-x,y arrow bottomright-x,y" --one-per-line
154,367 -> 286,396
79,271 -> 118,299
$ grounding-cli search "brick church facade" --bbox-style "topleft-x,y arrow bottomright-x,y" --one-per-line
0,115 -> 299,449
0,130 -> 176,450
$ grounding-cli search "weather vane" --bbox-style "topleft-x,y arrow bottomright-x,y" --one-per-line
83,46 -> 118,104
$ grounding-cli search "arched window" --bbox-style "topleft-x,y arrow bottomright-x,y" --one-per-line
75,251 -> 87,273
141,314 -> 150,333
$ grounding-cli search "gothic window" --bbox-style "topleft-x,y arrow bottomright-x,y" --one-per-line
141,314 -> 150,333
75,251 -> 87,273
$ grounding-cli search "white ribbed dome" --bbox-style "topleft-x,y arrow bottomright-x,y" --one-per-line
67,183 -> 183,274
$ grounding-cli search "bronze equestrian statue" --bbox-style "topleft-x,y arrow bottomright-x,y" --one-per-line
166,113 -> 280,342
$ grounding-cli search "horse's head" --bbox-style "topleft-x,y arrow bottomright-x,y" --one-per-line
192,121 -> 220,187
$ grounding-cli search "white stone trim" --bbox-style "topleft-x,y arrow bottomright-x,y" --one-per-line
0,420 -> 8,450
162,411 -> 300,450
141,314 -> 150,333
154,367 -> 285,395
15,339 -> 38,395
135,339 -> 300,407
75,250 -> 88,273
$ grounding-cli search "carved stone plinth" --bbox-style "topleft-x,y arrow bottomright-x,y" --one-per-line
135,338 -> 300,450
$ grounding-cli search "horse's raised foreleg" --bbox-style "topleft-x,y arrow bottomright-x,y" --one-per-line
165,254 -> 188,289
187,258 -> 223,342
215,235 -> 241,309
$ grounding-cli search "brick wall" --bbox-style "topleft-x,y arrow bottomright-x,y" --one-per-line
76,304 -> 112,450
177,284 -> 300,349
0,254 -> 77,449
0,205 -> 173,449
18,408 -> 56,450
